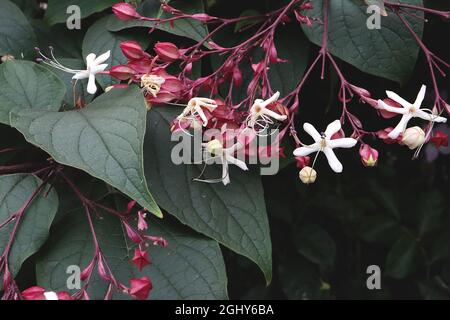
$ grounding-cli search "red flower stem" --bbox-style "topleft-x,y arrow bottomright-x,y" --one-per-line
384,1 -> 450,19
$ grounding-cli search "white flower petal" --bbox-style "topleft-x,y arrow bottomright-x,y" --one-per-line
194,105 -> 208,126
324,119 -> 341,138
85,53 -> 96,69
303,123 -> 322,142
388,114 -> 412,139
377,99 -> 407,114
413,85 -> 426,108
72,70 -> 90,80
414,109 -> 447,123
293,143 -> 320,157
226,154 -> 248,171
328,138 -> 357,149
323,147 -> 343,173
260,91 -> 280,108
93,50 -> 111,65
262,108 -> 287,121
222,159 -> 230,185
87,73 -> 97,94
386,90 -> 412,108
91,63 -> 108,74
44,292 -> 59,300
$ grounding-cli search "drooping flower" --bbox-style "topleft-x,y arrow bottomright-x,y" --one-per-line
129,277 -> 153,300
200,139 -> 248,186
140,74 -> 165,97
246,92 -> 288,133
377,85 -> 447,139
177,97 -> 218,127
36,48 -> 110,94
131,248 -> 151,271
293,120 -> 357,173
402,126 -> 425,150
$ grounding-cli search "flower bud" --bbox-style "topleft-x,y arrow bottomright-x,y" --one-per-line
154,42 -> 180,62
112,3 -> 141,21
120,41 -> 146,60
402,126 -> 425,149
299,166 -> 317,184
295,156 -> 310,169
108,65 -> 135,80
430,130 -> 448,149
378,98 -> 402,119
205,139 -> 223,155
359,144 -> 378,167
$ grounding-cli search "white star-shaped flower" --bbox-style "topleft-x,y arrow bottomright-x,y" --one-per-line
37,48 -> 110,95
201,139 -> 248,185
293,120 -> 357,173
247,91 -> 287,132
177,97 -> 218,126
378,85 -> 447,139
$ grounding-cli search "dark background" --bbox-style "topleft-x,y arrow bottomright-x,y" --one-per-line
210,0 -> 450,299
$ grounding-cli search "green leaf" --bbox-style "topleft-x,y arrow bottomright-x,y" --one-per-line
82,16 -> 150,89
144,107 -> 273,283
31,19 -> 83,59
44,0 -> 121,25
10,87 -> 162,217
302,0 -> 424,83
0,174 -> 58,280
292,224 -> 336,270
36,203 -> 228,299
385,232 -> 421,279
234,10 -> 263,33
364,0 -> 387,16
0,0 -> 37,59
0,60 -> 66,125
357,214 -> 399,245
268,27 -> 310,96
107,0 -> 209,44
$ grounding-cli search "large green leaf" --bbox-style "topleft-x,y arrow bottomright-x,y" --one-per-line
385,232 -> 422,279
82,16 -> 149,89
144,107 -> 272,283
292,224 -> 336,270
0,0 -> 37,59
268,27 -> 310,95
10,87 -> 162,217
302,0 -> 424,83
0,174 -> 58,280
44,0 -> 121,25
36,202 -> 228,299
0,60 -> 66,125
107,0 -> 208,43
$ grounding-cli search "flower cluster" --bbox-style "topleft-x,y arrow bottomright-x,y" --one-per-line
34,0 -> 450,187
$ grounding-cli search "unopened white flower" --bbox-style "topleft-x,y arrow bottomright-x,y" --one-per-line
293,120 -> 357,173
377,85 -> 447,139
177,97 -> 218,126
299,166 -> 317,184
37,48 -> 110,95
402,126 -> 425,150
247,91 -> 287,133
201,139 -> 248,185
141,74 -> 165,97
